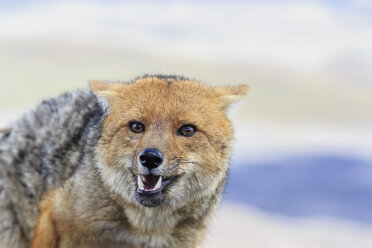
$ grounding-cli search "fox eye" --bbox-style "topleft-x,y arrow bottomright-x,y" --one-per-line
178,124 -> 196,137
129,121 -> 145,133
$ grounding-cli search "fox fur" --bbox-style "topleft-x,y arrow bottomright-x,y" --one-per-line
0,75 -> 249,248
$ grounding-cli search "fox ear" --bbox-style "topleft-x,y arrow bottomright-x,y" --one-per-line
89,80 -> 122,112
215,84 -> 250,117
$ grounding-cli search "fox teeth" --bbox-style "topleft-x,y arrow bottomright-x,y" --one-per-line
137,175 -> 163,191
154,176 -> 162,190
138,175 -> 145,190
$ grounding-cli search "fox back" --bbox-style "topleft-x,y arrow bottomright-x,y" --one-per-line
0,90 -> 100,246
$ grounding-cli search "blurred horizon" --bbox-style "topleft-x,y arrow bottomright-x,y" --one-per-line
1,0 -> 372,124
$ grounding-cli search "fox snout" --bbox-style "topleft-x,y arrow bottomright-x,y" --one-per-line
139,148 -> 164,171
135,148 -> 179,207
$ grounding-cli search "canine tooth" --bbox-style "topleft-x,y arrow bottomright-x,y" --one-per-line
154,176 -> 162,190
141,175 -> 147,183
137,175 -> 144,190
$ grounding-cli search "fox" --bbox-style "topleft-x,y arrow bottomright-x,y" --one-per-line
0,75 -> 249,248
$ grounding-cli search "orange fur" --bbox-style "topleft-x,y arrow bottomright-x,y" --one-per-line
31,190 -> 59,248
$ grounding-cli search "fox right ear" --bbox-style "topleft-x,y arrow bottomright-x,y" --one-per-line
89,80 -> 122,112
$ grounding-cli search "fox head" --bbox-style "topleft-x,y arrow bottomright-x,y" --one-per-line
90,76 -> 249,208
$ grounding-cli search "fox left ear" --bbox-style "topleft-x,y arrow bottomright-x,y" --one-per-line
89,80 -> 123,112
215,84 -> 251,116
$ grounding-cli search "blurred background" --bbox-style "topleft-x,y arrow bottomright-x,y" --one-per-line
1,0 -> 372,247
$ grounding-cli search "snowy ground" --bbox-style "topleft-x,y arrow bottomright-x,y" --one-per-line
204,203 -> 372,248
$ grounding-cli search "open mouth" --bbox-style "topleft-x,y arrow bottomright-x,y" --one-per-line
137,175 -> 177,195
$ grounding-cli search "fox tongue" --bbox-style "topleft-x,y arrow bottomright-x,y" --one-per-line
141,175 -> 161,190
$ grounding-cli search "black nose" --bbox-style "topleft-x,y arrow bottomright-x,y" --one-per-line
139,148 -> 163,170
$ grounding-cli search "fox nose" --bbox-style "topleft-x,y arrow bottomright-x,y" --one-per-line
139,148 -> 163,170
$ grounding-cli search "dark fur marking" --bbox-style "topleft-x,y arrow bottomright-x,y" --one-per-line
137,74 -> 190,83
